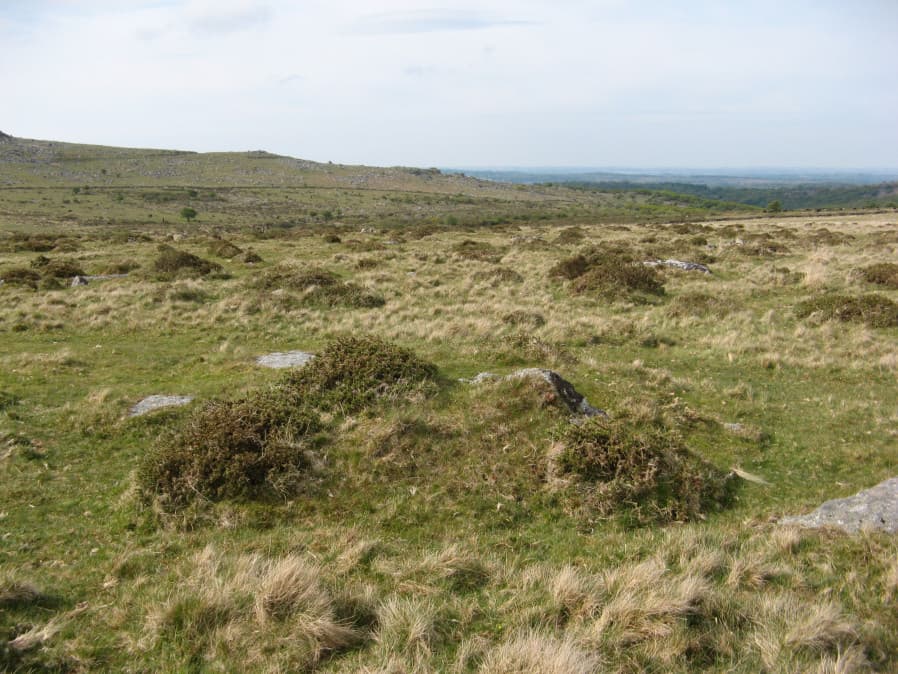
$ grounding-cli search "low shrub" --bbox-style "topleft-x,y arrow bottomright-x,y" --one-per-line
323,233 -> 342,244
152,245 -> 221,278
452,239 -> 503,263
140,392 -> 322,506
254,265 -> 340,291
0,268 -> 41,288
241,249 -> 263,264
554,416 -> 735,525
795,294 -> 898,328
207,239 -> 243,259
860,262 -> 898,289
502,310 -> 546,328
254,266 -> 384,308
572,263 -> 664,298
472,267 -> 524,285
554,226 -> 586,245
30,256 -> 85,278
282,335 -> 438,413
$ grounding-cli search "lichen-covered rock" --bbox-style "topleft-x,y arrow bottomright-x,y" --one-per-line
643,259 -> 711,274
780,477 -> 898,533
256,351 -> 316,369
130,395 -> 194,417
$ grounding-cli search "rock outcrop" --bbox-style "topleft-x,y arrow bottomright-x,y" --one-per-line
643,259 -> 711,274
780,477 -> 898,533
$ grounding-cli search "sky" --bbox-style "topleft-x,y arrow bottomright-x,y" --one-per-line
1,0 -> 897,168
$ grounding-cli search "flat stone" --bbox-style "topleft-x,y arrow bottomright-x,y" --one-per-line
780,477 -> 898,533
643,259 -> 711,273
256,351 -> 316,369
129,395 -> 194,417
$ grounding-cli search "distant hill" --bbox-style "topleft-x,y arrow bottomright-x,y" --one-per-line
447,167 -> 898,210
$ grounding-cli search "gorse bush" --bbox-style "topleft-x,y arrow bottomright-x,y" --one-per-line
140,392 -> 322,506
206,239 -> 242,259
550,246 -> 664,299
141,336 -> 439,507
795,294 -> 898,328
282,335 -> 438,413
30,255 -> 85,278
860,262 -> 898,289
152,244 -> 221,278
555,416 -> 734,525
253,265 -> 385,308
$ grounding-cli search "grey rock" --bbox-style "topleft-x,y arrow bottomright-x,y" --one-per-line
780,477 -> 898,533
462,368 -> 605,417
130,395 -> 194,417
643,259 -> 711,274
70,273 -> 129,287
256,351 -> 316,369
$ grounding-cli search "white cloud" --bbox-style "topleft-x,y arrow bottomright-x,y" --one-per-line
0,0 -> 895,167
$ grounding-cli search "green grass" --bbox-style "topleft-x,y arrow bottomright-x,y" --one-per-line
2,137 -> 898,672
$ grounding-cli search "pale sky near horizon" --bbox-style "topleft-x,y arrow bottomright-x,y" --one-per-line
1,0 -> 896,168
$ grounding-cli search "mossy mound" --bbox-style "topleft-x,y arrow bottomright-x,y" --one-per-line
795,294 -> 898,328
860,262 -> 898,289
152,245 -> 222,278
554,416 -> 734,525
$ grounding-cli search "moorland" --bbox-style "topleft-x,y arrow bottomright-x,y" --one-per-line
1,134 -> 897,672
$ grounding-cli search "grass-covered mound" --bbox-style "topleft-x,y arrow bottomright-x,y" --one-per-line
206,239 -> 243,259
550,247 -> 665,300
152,244 -> 222,279
554,416 -> 735,525
253,265 -> 385,308
795,293 -> 898,328
140,336 -> 438,508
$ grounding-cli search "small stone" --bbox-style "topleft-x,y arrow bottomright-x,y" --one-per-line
462,368 -> 605,417
256,351 -> 316,369
129,395 -> 194,417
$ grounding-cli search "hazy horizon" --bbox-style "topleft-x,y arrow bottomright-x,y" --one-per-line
2,1 -> 896,169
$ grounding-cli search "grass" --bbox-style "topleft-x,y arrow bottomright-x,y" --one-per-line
1,136 -> 898,671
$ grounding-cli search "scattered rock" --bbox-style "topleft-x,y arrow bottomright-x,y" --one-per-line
129,395 -> 194,417
779,477 -> 898,533
462,368 -> 604,417
643,259 -> 711,274
256,351 -> 316,369
70,273 -> 130,287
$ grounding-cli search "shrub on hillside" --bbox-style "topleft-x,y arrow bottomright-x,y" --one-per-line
207,239 -> 243,259
30,256 -> 85,278
795,294 -> 898,328
554,416 -> 734,525
0,267 -> 41,288
140,392 -> 322,506
254,265 -> 384,308
860,262 -> 898,289
282,335 -> 438,413
152,245 -> 222,278
451,240 -> 503,263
